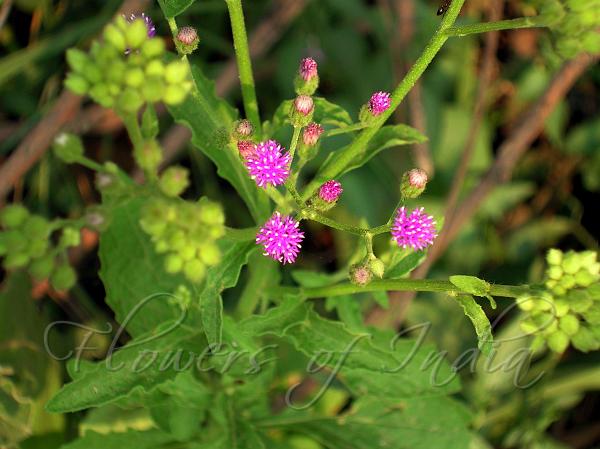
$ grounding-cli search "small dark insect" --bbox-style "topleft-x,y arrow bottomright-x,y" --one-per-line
437,0 -> 451,15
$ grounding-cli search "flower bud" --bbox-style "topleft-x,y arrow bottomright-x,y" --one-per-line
141,38 -> 165,59
59,227 -> 82,248
53,133 -> 85,164
349,264 -> 373,287
559,314 -> 580,336
290,95 -> 314,127
368,257 -> 385,279
51,264 -> 77,291
23,216 -> 50,240
29,254 -> 55,281
165,61 -> 188,84
237,140 -> 256,160
233,119 -> 254,140
165,254 -> 184,274
159,166 -> 190,197
175,26 -> 200,55
125,18 -> 150,49
184,259 -> 206,282
360,91 -> 391,125
163,84 -> 188,105
400,168 -> 428,199
103,24 -> 127,52
0,205 -> 29,229
66,49 -> 91,74
134,140 -> 163,174
318,180 -> 343,204
302,123 -> 324,147
294,57 -> 319,95
547,330 -> 570,353
64,74 -> 90,95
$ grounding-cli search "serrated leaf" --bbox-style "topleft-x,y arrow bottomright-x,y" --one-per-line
454,295 -> 493,356
157,0 -> 195,18
99,195 -> 195,337
449,275 -> 490,297
166,65 -> 269,222
46,324 -> 205,413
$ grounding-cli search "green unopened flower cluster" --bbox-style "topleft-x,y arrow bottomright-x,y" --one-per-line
517,249 -> 600,353
65,16 -> 192,112
0,205 -> 79,291
139,198 -> 225,282
533,0 -> 600,58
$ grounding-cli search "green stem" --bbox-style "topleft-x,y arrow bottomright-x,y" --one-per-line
324,122 -> 368,137
288,126 -> 302,162
444,16 -> 553,37
303,211 -> 366,236
272,279 -> 530,299
264,186 -> 287,207
225,0 -> 261,135
121,113 -> 144,150
300,0 -> 466,201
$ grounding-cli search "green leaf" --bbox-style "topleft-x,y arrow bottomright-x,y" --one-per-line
57,430 -> 174,449
157,0 -> 196,18
385,251 -> 426,279
261,396 -> 472,449
241,298 -> 459,397
454,295 -> 493,356
166,65 -> 269,222
99,195 -> 194,337
46,324 -> 205,413
449,275 -> 490,297
199,240 -> 257,345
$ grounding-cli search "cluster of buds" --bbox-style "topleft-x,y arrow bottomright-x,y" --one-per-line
533,0 -> 600,58
139,197 -> 225,282
0,205 -> 80,291
65,14 -> 192,112
231,119 -> 256,160
517,249 -> 600,353
349,256 -> 386,287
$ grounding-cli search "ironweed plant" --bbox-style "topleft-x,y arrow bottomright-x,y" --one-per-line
0,0 -> 599,448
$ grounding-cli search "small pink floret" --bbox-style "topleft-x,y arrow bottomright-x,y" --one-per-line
368,91 -> 391,116
319,180 -> 343,203
300,57 -> 318,81
244,140 -> 291,188
256,212 -> 305,264
391,207 -> 437,251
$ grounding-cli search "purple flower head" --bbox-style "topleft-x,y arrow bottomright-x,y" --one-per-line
127,13 -> 156,37
303,123 -> 324,146
368,91 -> 391,116
237,140 -> 256,160
391,207 -> 437,251
244,140 -> 291,188
294,95 -> 314,116
319,180 -> 343,203
300,57 -> 318,81
177,26 -> 197,45
256,212 -> 304,264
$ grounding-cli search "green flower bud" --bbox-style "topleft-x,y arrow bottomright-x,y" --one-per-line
165,61 -> 189,84
66,48 -> 91,73
516,295 -> 536,311
559,274 -> 575,289
125,68 -> 145,88
146,60 -> 165,77
89,84 -> 114,108
155,240 -> 169,253
50,264 -> 77,291
575,269 -> 598,287
53,133 -> 84,163
142,76 -> 166,103
583,303 -> 600,326
184,259 -> 206,282
554,298 -> 570,317
117,88 -> 144,113
547,330 -> 570,353
547,265 -> 563,280
571,326 -> 599,352
546,248 -> 563,266
103,24 -> 127,52
27,238 -> 49,259
4,252 -> 30,270
22,216 -> 50,240
0,204 -> 29,228
64,74 -> 90,95
199,242 -> 221,266
29,255 -> 55,281
141,38 -> 165,59
159,166 -> 190,197
60,227 -> 82,248
368,257 -> 385,279
168,229 -> 187,251
163,84 -> 188,105
3,230 -> 27,252
198,199 -> 225,225
165,254 -> 184,274
81,62 -> 103,84
179,246 -> 196,261
562,252 -> 582,274
349,263 -> 372,287
400,168 -> 428,199
559,314 -> 580,336
125,18 -> 149,49
134,140 -> 163,174
567,289 -> 593,313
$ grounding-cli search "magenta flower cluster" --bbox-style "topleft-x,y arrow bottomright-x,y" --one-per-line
391,207 -> 437,251
368,91 -> 391,116
256,212 -> 305,264
244,140 -> 291,188
319,180 -> 343,203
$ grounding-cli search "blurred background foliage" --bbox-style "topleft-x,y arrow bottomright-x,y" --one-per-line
0,0 -> 599,448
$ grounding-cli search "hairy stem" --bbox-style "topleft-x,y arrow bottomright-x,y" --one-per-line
225,0 -> 261,134
273,279 -> 530,299
444,15 -> 553,37
300,0 -> 466,201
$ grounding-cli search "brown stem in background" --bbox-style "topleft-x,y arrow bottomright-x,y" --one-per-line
0,0 -> 150,201
0,0 -> 13,32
